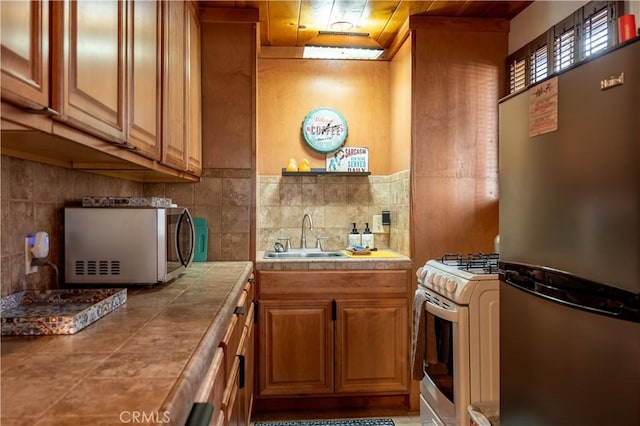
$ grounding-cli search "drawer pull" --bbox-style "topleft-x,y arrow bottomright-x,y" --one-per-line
238,354 -> 245,389
234,306 -> 246,315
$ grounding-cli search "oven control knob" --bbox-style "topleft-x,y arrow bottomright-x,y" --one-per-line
446,280 -> 458,293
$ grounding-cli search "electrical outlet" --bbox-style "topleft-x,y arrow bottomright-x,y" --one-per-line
372,215 -> 385,233
25,237 -> 38,275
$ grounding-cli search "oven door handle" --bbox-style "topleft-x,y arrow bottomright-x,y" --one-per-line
424,299 -> 459,323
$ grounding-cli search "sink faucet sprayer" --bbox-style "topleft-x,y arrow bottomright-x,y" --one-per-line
301,212 -> 313,249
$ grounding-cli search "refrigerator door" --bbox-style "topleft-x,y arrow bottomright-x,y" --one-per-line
498,40 -> 640,294
500,269 -> 640,426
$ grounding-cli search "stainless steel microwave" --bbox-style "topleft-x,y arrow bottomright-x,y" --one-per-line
64,207 -> 195,285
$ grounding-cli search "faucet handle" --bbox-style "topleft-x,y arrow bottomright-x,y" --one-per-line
277,237 -> 291,251
315,236 -> 329,251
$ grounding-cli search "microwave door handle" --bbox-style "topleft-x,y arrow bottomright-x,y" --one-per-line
176,210 -> 194,267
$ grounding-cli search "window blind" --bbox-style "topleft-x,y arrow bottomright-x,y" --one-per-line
554,27 -> 576,72
510,58 -> 526,93
506,1 -> 619,94
583,7 -> 610,57
530,44 -> 548,84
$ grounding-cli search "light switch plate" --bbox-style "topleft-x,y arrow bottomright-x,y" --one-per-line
372,215 -> 384,233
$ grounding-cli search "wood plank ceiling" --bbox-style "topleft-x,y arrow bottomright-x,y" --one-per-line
199,1 -> 532,52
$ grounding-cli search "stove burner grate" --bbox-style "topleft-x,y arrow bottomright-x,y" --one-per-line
440,252 -> 500,274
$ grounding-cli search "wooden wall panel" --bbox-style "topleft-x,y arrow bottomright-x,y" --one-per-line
389,38 -> 412,174
410,17 -> 507,268
257,59 -> 394,175
201,21 -> 256,169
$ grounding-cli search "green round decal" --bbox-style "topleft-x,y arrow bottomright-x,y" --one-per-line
301,107 -> 348,153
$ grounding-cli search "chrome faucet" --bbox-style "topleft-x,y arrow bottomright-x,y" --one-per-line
300,212 -> 313,249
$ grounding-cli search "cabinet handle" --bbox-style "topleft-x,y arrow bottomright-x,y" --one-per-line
234,306 -> 246,315
332,300 -> 337,321
24,106 -> 59,116
120,141 -> 138,151
238,354 -> 245,389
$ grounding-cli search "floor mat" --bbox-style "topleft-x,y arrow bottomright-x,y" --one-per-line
254,419 -> 395,426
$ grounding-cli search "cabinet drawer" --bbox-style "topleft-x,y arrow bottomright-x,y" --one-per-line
244,302 -> 255,329
221,356 -> 240,424
219,283 -> 254,382
219,314 -> 240,379
244,277 -> 255,303
259,270 -> 410,297
195,347 -> 224,403
237,279 -> 254,316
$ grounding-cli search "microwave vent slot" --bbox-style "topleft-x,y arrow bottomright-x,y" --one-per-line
73,260 -> 122,276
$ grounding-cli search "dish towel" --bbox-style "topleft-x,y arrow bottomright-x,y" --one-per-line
411,289 -> 428,380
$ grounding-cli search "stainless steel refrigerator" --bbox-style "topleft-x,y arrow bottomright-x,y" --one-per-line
498,38 -> 639,425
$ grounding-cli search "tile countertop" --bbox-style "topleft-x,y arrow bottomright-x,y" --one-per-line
0,261 -> 253,426
256,249 -> 413,271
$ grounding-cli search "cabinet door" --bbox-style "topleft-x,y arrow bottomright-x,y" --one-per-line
127,0 -> 161,159
185,0 -> 202,175
161,0 -> 187,170
258,299 -> 334,396
335,298 -> 409,394
51,0 -> 126,142
0,0 -> 50,110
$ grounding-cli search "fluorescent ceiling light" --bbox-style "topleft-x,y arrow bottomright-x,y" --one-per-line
303,31 -> 384,60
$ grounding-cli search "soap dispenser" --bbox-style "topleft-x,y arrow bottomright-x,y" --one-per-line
361,223 -> 374,249
348,223 -> 361,247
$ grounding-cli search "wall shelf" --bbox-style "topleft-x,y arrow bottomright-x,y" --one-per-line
281,168 -> 370,177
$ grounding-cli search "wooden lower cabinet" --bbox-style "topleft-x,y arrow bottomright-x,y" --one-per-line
196,277 -> 255,426
257,270 -> 410,399
258,299 -> 334,396
335,298 -> 408,393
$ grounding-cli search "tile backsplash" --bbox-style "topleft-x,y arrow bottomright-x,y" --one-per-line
256,170 -> 410,254
1,156 -> 251,297
1,155 -> 408,296
142,168 -> 252,263
1,156 -> 143,297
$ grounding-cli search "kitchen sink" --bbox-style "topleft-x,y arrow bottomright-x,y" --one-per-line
263,250 -> 347,259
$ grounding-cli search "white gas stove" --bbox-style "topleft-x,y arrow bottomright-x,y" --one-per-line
415,253 -> 500,426
418,253 -> 499,304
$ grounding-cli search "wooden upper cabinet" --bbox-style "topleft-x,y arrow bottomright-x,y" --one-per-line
0,0 -> 50,110
161,0 -> 187,171
127,0 -> 162,160
51,0 -> 127,143
185,1 -> 202,175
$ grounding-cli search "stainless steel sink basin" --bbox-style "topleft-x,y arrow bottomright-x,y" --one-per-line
263,250 -> 346,259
